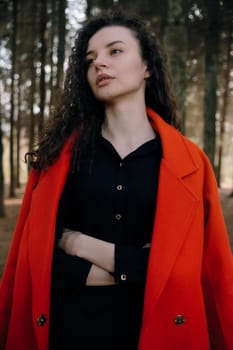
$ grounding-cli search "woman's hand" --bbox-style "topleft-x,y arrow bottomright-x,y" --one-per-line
58,229 -> 116,286
86,264 -> 115,286
58,230 -> 81,256
58,229 -> 115,273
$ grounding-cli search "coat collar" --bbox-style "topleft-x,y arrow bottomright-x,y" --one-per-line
147,107 -> 199,178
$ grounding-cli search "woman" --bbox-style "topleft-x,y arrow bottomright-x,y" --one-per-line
0,11 -> 233,350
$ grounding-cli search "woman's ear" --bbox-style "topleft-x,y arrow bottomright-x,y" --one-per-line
144,66 -> 151,79
144,62 -> 151,79
144,68 -> 151,79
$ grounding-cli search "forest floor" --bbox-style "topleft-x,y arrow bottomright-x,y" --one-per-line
0,186 -> 233,279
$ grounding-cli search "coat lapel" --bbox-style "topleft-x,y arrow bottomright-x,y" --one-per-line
143,108 -> 200,323
28,136 -> 74,304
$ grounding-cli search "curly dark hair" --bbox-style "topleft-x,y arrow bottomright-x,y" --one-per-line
27,11 -> 178,170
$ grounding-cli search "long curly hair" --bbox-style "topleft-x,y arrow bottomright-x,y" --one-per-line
27,11 -> 178,170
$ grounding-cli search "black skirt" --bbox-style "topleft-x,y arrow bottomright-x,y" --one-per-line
49,284 -> 145,350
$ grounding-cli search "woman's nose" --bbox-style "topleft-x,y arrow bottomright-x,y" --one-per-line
93,56 -> 108,69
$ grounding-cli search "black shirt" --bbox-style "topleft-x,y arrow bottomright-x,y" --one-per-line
52,135 -> 162,288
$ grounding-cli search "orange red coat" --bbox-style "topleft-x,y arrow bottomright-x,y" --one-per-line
0,108 -> 233,349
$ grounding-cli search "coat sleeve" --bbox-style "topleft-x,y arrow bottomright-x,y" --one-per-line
0,169 -> 41,349
201,153 -> 233,350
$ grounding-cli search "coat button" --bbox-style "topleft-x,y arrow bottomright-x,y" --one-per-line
37,314 -> 47,326
174,314 -> 186,325
120,274 -> 127,281
115,213 -> 122,220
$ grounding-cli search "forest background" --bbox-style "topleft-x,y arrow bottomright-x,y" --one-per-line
0,0 -> 232,222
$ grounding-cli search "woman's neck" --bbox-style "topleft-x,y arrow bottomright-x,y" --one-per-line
102,100 -> 156,158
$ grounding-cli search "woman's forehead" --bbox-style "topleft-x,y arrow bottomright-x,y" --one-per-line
87,26 -> 137,50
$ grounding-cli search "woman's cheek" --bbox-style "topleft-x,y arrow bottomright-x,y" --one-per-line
87,70 -> 94,88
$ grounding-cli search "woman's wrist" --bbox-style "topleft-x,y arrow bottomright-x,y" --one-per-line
86,264 -> 115,286
59,229 -> 115,273
78,234 -> 115,273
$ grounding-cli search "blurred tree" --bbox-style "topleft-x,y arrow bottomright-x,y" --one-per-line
56,0 -> 67,90
0,99 -> 5,217
38,0 -> 47,136
162,0 -> 189,133
216,22 -> 232,186
50,0 -> 67,110
49,0 -> 57,113
9,0 -> 18,198
203,0 -> 220,168
16,74 -> 22,188
28,1 -> 38,161
0,0 -> 10,214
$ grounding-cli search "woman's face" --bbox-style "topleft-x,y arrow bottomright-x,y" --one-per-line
86,25 -> 150,104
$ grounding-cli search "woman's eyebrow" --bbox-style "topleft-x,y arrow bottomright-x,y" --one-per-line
85,40 -> 126,57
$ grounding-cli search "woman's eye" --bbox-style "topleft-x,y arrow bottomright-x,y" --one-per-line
86,58 -> 95,66
111,48 -> 122,55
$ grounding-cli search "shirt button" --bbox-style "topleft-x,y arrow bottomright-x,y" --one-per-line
119,162 -> 123,167
174,315 -> 186,325
116,185 -> 123,191
120,274 -> 127,281
115,214 -> 122,220
37,314 -> 47,326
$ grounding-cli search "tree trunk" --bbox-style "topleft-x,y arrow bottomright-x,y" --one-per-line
49,0 -> 67,112
56,0 -> 67,90
216,23 -> 232,186
0,96 -> 5,218
38,0 -> 47,136
162,0 -> 188,133
16,75 -> 22,188
203,0 -> 220,169
28,0 -> 37,158
9,0 -> 18,197
49,0 -> 57,114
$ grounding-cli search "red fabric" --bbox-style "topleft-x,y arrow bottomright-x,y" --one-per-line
0,109 -> 233,350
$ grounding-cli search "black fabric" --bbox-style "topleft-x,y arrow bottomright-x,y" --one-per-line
50,134 -> 162,349
50,284 -> 144,350
114,245 -> 150,284
52,135 -> 162,288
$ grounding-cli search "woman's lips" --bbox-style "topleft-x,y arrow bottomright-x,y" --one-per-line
96,74 -> 114,86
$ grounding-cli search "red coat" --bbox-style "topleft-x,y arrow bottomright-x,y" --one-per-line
0,108 -> 233,350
